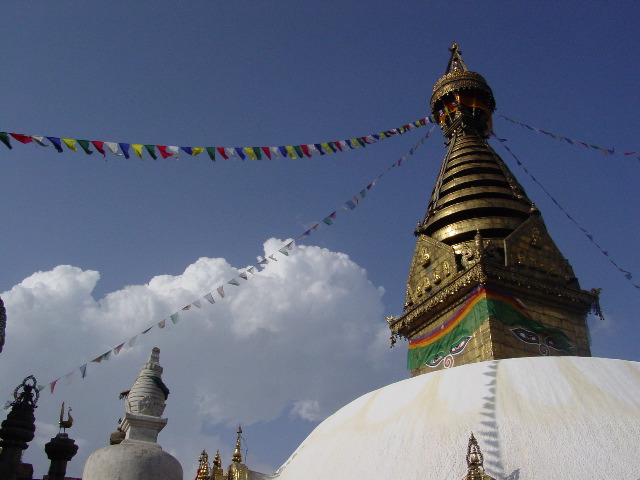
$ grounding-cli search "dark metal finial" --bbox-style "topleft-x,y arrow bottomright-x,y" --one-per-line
11,375 -> 39,408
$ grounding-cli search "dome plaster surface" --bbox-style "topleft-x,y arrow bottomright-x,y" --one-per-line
274,356 -> 640,480
82,439 -> 183,480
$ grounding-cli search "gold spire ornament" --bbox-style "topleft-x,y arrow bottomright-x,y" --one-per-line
195,450 -> 211,480
462,433 -> 496,480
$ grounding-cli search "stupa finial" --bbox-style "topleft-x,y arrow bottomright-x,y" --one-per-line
232,425 -> 243,463
462,433 -> 495,480
446,41 -> 467,73
195,450 -> 211,480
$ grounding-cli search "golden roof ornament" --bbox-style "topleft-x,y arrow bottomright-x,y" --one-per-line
462,433 -> 495,480
232,425 -> 243,463
195,450 -> 211,480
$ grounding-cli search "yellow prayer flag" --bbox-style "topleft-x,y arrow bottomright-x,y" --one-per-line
320,143 -> 333,154
61,138 -> 78,151
350,139 -> 360,148
192,147 -> 205,156
286,146 -> 297,159
131,144 -> 144,159
244,147 -> 257,160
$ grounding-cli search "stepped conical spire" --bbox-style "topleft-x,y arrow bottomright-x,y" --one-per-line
388,45 -> 597,375
418,43 -> 532,249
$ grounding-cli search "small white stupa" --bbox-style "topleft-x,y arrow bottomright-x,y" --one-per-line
83,347 -> 183,480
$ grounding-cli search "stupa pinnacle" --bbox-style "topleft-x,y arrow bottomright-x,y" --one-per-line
389,43 -> 599,375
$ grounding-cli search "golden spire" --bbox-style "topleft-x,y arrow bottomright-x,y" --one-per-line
195,450 -> 211,480
446,41 -> 467,73
211,450 -> 224,480
231,425 -> 243,463
462,433 -> 495,480
213,450 -> 222,469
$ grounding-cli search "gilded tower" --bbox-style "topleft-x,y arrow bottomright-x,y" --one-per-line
389,44 -> 599,375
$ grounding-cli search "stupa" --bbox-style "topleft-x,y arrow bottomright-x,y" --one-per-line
82,347 -> 182,480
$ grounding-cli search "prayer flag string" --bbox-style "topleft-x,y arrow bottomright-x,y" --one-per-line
496,114 -> 639,162
5,129 -> 434,403
495,135 -> 640,291
0,108 -> 451,162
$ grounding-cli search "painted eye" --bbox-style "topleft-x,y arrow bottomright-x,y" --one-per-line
427,354 -> 446,367
544,335 -> 572,351
510,327 -> 539,345
450,336 -> 471,355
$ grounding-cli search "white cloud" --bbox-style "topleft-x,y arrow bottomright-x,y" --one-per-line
290,400 -> 322,422
0,239 -> 405,479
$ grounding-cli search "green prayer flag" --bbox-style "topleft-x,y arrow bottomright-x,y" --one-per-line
252,147 -> 262,160
294,145 -> 304,158
206,147 -> 216,161
144,145 -> 158,160
328,142 -> 338,153
357,138 -> 366,147
228,279 -> 240,286
170,313 -> 180,324
77,140 -> 93,155
0,132 -> 12,149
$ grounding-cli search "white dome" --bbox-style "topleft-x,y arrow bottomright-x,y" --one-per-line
274,356 -> 640,480
82,439 -> 182,480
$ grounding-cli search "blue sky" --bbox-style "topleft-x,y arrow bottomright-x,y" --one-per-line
1,2 -> 639,478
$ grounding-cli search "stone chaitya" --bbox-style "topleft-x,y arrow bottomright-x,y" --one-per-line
388,43 -> 599,375
82,347 -> 182,480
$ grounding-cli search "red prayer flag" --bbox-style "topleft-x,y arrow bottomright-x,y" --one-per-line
261,146 -> 272,159
332,141 -> 343,152
10,133 -> 33,144
216,147 -> 229,159
300,145 -> 312,157
156,145 -> 174,159
91,141 -> 106,157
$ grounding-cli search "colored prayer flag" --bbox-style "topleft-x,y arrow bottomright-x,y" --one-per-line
119,143 -> 131,159
144,145 -> 158,160
105,142 -> 121,155
114,343 -> 125,355
252,147 -> 262,160
314,143 -> 326,155
299,145 -> 311,158
228,279 -> 240,286
62,138 -> 78,151
80,364 -> 87,378
131,144 -> 144,159
0,132 -> 13,149
235,148 -> 246,160
286,146 -> 297,159
157,145 -> 174,159
170,313 -> 180,324
204,293 -> 215,304
244,147 -> 256,160
192,147 -> 205,156
217,286 -> 225,298
9,133 -> 33,144
77,140 -> 94,155
261,146 -> 272,159
206,147 -> 216,161
158,319 -> 166,329
92,141 -> 106,157
181,147 -> 193,155
217,147 -> 229,159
